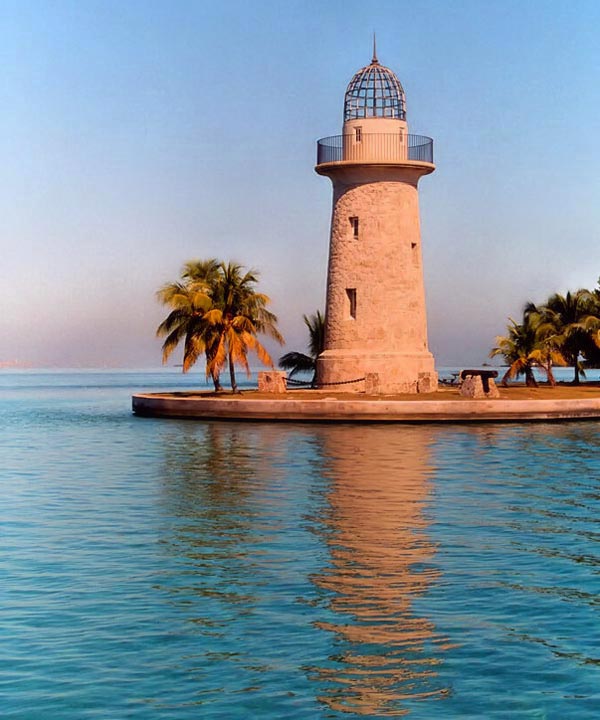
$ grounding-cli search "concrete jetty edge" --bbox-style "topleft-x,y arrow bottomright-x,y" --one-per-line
132,393 -> 600,423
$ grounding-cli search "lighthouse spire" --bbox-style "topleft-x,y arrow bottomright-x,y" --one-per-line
372,32 -> 378,64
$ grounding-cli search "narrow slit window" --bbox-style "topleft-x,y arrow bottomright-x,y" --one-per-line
411,242 -> 419,266
355,127 -> 362,142
350,216 -> 359,239
346,288 -> 357,319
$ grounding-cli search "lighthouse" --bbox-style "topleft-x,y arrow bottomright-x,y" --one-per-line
315,46 -> 437,394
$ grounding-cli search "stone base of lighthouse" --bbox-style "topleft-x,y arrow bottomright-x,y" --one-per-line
317,350 -> 438,395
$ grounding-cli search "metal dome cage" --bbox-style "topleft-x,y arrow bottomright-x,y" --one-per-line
343,58 -> 406,122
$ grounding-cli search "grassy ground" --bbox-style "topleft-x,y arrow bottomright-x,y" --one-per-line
488,382 -> 600,400
160,382 -> 600,402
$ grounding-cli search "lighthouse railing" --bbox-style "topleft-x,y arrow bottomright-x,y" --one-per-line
316,134 -> 433,165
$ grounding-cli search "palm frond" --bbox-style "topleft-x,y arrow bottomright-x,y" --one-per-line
181,333 -> 205,373
278,352 -> 315,378
161,328 -> 186,364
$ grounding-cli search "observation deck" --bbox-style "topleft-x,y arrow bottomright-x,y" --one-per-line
316,133 -> 433,170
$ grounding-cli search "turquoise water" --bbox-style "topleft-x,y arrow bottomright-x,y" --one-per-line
2,370 -> 600,718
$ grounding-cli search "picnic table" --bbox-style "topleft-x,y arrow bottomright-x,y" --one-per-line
459,369 -> 500,398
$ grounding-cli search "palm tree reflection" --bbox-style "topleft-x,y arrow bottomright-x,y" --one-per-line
156,422 -> 270,620
309,425 -> 452,716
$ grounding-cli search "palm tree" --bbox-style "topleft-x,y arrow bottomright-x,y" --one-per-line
203,262 -> 284,392
490,318 -> 540,387
156,279 -> 223,390
522,302 -> 567,386
537,290 -> 600,384
278,311 -> 325,386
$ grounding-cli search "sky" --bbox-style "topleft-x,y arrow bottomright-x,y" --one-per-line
2,0 -> 600,368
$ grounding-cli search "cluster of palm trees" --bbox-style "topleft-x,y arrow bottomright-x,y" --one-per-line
157,259 -> 283,392
491,288 -> 600,386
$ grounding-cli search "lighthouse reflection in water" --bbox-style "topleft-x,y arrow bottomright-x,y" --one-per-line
307,425 -> 452,715
155,422 -> 451,716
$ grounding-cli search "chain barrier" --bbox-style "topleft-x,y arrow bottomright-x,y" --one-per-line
316,377 -> 366,387
285,376 -> 366,387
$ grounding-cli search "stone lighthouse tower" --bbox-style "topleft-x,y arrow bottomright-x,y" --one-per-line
315,46 -> 437,394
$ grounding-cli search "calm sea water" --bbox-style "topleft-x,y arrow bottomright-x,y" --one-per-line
2,370 -> 600,719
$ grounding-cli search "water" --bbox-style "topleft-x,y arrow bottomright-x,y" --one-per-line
2,370 -> 600,718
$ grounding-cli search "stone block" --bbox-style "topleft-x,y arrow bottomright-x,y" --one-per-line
258,371 -> 287,394
486,378 -> 500,399
460,375 -> 485,398
365,373 -> 380,395
460,374 -> 500,399
417,372 -> 438,394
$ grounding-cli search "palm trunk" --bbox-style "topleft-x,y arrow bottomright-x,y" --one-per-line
573,363 -> 580,385
525,366 -> 538,387
545,363 -> 556,387
206,348 -> 222,392
228,353 -> 238,393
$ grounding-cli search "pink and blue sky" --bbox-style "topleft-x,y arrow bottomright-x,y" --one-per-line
2,0 -> 600,367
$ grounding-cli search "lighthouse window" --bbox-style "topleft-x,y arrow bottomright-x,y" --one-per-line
412,242 -> 419,266
355,127 -> 362,142
346,288 -> 357,319
349,216 -> 359,239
